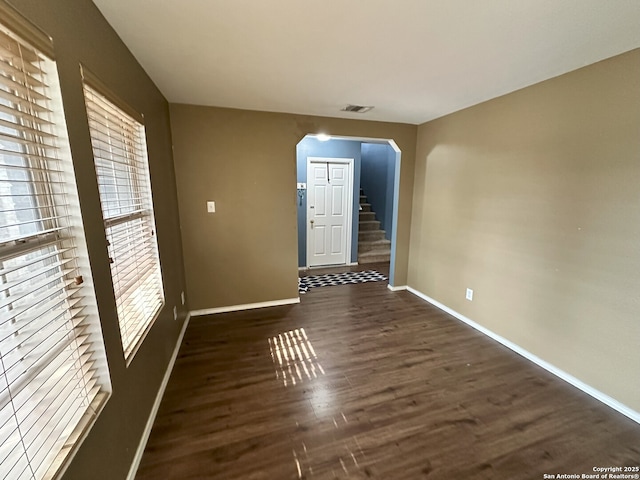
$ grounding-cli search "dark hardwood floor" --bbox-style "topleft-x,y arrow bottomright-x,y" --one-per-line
136,265 -> 640,479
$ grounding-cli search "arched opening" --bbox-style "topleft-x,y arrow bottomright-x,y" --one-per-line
296,134 -> 402,286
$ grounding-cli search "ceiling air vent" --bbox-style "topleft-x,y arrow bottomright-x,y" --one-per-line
341,104 -> 374,114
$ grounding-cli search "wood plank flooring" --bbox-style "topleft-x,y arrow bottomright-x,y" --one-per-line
136,264 -> 640,479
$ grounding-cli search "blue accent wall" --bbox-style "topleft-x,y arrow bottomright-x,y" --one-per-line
296,137 -> 361,267
360,143 -> 396,240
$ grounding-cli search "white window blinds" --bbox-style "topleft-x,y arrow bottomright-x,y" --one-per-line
0,20 -> 109,480
83,83 -> 164,360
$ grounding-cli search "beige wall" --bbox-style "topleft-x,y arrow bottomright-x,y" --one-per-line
169,105 -> 417,311
409,49 -> 640,411
7,1 -> 187,479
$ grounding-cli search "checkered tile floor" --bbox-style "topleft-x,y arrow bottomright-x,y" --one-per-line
298,270 -> 388,294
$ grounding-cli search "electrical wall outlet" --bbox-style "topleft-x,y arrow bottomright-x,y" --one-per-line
181,291 -> 185,305
207,201 -> 216,213
466,288 -> 473,301
173,305 -> 177,320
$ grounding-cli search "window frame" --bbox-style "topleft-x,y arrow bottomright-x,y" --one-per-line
0,6 -> 110,480
81,69 -> 165,363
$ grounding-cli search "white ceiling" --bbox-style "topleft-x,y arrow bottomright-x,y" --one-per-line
92,0 -> 640,125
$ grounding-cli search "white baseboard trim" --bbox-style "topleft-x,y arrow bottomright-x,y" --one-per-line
190,297 -> 300,317
127,313 -> 192,480
302,263 -> 359,270
406,286 -> 640,425
387,284 -> 408,292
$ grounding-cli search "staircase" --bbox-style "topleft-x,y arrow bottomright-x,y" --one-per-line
358,190 -> 391,264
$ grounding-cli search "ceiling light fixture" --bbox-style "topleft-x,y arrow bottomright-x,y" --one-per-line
316,133 -> 331,142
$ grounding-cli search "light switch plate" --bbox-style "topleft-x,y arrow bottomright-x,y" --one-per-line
207,201 -> 216,213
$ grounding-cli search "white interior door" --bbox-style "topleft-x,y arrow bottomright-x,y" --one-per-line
307,158 -> 353,267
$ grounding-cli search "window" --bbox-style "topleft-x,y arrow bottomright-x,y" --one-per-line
0,15 -> 109,480
82,80 -> 164,360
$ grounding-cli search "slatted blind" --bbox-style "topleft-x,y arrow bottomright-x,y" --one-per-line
83,83 -> 164,359
0,20 -> 108,480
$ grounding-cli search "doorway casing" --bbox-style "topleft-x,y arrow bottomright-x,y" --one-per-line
306,157 -> 354,268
